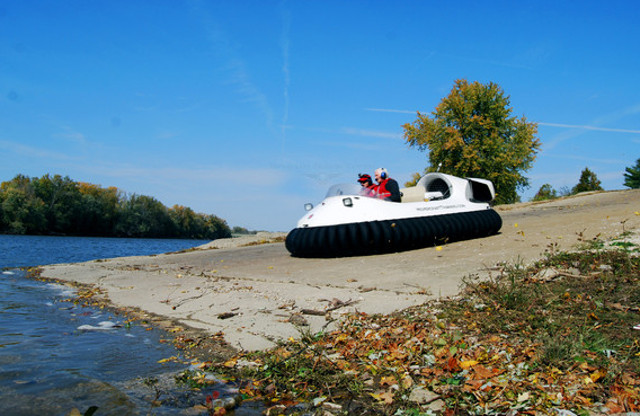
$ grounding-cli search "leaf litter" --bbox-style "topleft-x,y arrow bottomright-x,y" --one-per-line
198,238 -> 640,415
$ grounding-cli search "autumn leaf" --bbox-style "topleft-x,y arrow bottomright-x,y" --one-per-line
370,390 -> 394,404
380,375 -> 396,387
590,369 -> 606,383
460,360 -> 478,369
223,359 -> 237,368
444,356 -> 460,372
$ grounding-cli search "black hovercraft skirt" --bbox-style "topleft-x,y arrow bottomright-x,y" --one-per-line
285,208 -> 502,257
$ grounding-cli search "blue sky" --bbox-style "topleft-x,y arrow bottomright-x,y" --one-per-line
1,1 -> 638,232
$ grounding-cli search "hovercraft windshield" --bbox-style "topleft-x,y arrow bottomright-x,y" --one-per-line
325,183 -> 375,198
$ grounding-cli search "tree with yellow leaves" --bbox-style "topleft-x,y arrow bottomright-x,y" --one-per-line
403,79 -> 540,204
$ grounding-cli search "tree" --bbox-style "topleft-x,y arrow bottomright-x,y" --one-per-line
204,215 -> 232,240
532,184 -> 558,201
115,194 -> 172,238
76,182 -> 120,235
572,167 -> 603,194
169,205 -> 206,239
0,175 -> 47,234
404,171 -> 424,188
623,158 -> 640,189
232,226 -> 252,234
403,79 -> 541,204
32,174 -> 82,233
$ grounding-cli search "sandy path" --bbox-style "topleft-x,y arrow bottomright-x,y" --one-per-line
41,189 -> 640,351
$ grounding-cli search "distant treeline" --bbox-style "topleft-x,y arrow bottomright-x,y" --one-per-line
0,174 -> 232,240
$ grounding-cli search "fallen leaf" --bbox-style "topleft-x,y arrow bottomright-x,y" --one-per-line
370,391 -> 394,404
223,359 -> 237,368
590,369 -> 606,382
380,375 -> 396,386
401,375 -> 413,389
444,356 -> 460,372
460,360 -> 478,369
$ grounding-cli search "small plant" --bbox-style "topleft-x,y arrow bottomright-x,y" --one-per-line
142,377 -> 163,411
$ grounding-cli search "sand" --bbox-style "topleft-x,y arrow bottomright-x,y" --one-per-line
40,189 -> 640,352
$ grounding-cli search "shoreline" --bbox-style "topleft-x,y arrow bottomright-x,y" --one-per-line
39,190 -> 640,353
27,268 -> 238,362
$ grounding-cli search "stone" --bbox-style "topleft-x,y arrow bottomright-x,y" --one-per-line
408,387 -> 440,404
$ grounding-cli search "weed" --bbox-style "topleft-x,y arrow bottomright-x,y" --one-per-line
610,240 -> 639,252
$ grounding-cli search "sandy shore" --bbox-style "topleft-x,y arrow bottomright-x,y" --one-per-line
41,190 -> 640,352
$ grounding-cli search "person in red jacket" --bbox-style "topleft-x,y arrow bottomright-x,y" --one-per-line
374,168 -> 401,202
357,173 -> 377,197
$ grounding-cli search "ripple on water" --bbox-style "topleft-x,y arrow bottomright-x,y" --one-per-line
0,235 -> 266,415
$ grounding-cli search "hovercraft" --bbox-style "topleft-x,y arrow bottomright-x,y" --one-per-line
285,172 -> 502,257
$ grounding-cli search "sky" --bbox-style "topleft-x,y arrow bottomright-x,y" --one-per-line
1,1 -> 639,232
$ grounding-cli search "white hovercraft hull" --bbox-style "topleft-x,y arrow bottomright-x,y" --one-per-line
285,173 -> 502,257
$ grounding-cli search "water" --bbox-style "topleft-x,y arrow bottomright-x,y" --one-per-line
0,235 -> 259,415
0,234 -> 211,268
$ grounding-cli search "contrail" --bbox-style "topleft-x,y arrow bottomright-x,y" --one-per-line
191,1 -> 274,130
365,108 -> 640,134
280,1 -> 291,154
537,122 -> 640,134
365,108 -> 417,114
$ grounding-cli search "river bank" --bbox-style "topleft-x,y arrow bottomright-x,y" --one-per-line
39,190 -> 640,357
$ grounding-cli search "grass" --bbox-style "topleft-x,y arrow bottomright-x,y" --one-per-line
185,238 -> 640,415
453,247 -> 640,373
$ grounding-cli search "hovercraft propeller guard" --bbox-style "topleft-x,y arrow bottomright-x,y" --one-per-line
285,173 -> 502,257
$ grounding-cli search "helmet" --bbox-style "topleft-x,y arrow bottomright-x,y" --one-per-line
357,173 -> 372,185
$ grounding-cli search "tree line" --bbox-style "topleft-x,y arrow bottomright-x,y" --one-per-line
532,160 -> 640,202
0,174 -> 232,240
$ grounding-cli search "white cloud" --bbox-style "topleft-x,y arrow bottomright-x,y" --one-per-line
86,164 -> 286,189
0,139 -> 75,160
156,131 -> 180,140
340,127 -> 402,140
54,131 -> 87,143
365,107 -> 417,115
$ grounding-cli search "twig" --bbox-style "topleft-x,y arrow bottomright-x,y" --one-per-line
302,298 -> 358,316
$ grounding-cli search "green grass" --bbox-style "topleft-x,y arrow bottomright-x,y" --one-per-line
450,248 -> 640,373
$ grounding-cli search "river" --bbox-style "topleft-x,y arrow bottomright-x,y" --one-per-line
0,235 -> 261,415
